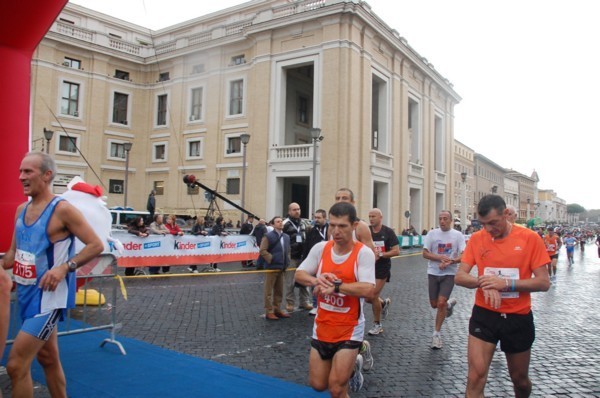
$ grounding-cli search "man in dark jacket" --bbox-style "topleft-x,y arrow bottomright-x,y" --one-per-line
240,216 -> 255,268
302,209 -> 328,315
251,219 -> 268,269
303,209 -> 329,259
146,190 -> 156,223
260,216 -> 291,320
282,202 -> 312,312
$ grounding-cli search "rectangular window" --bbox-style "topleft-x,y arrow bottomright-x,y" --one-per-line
110,142 -> 126,159
154,144 -> 166,161
229,79 -> 243,115
188,140 -> 201,158
191,64 -> 205,74
153,181 -> 165,195
231,55 -> 246,65
157,94 -> 167,126
112,92 -> 128,124
63,57 -> 81,69
187,185 -> 200,195
158,72 -> 170,82
297,95 -> 309,126
109,179 -> 124,194
58,135 -> 77,153
226,137 -> 241,154
226,178 -> 240,195
114,70 -> 130,80
61,81 -> 79,117
190,88 -> 203,121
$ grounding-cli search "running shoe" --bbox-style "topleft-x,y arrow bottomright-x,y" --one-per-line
349,354 -> 364,392
431,334 -> 443,349
381,298 -> 392,320
309,307 -> 317,316
446,298 -> 458,318
368,323 -> 383,336
213,267 -> 222,272
360,340 -> 374,371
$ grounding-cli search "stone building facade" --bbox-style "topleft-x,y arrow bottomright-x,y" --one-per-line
30,0 -> 460,231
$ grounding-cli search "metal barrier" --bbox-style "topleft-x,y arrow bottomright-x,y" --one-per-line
397,235 -> 424,248
6,253 -> 126,355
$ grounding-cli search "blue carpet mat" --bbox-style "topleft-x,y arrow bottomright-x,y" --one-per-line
4,323 -> 326,397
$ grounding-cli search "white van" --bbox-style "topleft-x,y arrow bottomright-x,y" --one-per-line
109,209 -> 150,228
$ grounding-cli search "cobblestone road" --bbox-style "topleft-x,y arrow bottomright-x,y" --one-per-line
113,243 -> 600,397
3,243 -> 600,397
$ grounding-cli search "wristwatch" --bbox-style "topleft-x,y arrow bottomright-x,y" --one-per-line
67,260 -> 78,273
333,279 -> 342,293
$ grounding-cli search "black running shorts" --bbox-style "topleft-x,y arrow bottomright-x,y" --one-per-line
469,305 -> 535,354
310,339 -> 362,361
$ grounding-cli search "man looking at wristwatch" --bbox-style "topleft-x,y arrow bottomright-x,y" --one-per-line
295,202 -> 375,396
455,195 -> 550,397
1,152 -> 103,397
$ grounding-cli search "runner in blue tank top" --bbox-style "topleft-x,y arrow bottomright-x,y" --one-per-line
1,152 -> 103,397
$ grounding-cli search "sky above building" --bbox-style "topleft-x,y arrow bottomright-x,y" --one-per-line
69,0 -> 600,210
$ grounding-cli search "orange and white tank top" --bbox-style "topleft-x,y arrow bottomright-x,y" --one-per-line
313,241 -> 365,343
544,235 -> 559,255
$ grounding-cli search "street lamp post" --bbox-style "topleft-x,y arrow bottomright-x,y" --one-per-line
123,142 -> 133,209
460,172 -> 467,232
43,128 -> 54,154
240,133 -> 251,224
526,198 -> 531,222
310,128 -> 323,216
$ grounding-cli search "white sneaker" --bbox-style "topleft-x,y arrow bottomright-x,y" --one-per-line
446,298 -> 458,318
368,323 -> 384,336
431,334 -> 443,349
381,298 -> 392,320
349,354 -> 364,392
360,340 -> 374,371
309,307 -> 317,316
213,267 -> 221,272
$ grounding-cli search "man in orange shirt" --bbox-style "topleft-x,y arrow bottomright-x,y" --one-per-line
295,202 -> 375,397
544,228 -> 562,284
456,195 -> 550,398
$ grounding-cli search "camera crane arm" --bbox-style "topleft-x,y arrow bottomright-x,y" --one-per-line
183,175 -> 259,220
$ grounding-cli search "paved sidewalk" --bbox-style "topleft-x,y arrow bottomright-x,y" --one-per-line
3,244 -> 600,396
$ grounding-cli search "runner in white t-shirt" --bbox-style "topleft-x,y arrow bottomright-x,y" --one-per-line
422,210 -> 466,349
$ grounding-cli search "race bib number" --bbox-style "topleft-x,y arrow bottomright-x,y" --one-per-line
546,244 -> 555,251
296,235 -> 303,243
374,240 -> 386,252
13,249 -> 37,286
319,293 -> 350,313
483,267 -> 519,299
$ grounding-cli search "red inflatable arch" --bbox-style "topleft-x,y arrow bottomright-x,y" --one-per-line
0,1 -> 67,251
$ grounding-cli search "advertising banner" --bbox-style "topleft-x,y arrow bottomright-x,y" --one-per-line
111,232 -> 259,267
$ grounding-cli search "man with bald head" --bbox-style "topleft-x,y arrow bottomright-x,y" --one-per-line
333,189 -> 376,254
366,208 -> 399,336
282,202 -> 313,311
506,205 -> 518,224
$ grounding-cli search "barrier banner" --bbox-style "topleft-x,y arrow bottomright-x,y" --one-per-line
111,232 -> 259,267
398,235 -> 423,247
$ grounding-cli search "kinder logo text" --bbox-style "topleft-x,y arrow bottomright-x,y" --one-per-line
220,241 -> 238,249
123,242 -> 143,251
174,241 -> 198,250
